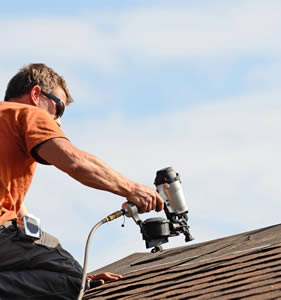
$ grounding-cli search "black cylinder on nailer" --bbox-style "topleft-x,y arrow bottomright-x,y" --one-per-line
141,217 -> 170,249
154,167 -> 179,185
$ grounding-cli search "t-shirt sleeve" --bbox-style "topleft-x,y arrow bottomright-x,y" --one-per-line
19,106 -> 68,155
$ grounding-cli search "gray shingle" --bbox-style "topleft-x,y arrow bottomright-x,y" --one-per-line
84,224 -> 281,299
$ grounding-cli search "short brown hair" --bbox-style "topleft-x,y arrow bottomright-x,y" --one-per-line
4,63 -> 73,105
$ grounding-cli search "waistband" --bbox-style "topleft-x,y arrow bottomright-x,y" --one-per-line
0,219 -> 17,229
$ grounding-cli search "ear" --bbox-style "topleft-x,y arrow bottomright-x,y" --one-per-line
30,85 -> 41,106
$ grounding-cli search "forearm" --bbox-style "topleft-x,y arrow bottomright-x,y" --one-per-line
36,138 -> 134,197
67,150 -> 135,197
63,152 -> 163,212
36,138 -> 164,213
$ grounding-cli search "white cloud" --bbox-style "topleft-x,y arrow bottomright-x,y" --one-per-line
246,60 -> 281,89
116,3 -> 281,60
1,1 -> 281,73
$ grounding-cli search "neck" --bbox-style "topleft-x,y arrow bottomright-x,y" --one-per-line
6,95 -> 32,105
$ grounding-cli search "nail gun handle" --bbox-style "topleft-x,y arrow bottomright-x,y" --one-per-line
122,202 -> 142,225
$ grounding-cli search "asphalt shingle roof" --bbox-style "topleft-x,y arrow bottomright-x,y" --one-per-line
84,223 -> 281,299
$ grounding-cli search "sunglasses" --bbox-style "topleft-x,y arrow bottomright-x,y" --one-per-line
41,90 -> 65,119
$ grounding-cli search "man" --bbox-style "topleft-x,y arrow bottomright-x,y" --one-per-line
0,63 -> 164,299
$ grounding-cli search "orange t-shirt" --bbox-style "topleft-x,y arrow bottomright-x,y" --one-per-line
0,102 -> 67,225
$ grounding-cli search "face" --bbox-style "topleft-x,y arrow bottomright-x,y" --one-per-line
38,86 -> 67,126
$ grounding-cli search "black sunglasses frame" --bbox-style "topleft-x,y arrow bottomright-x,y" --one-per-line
41,90 -> 65,119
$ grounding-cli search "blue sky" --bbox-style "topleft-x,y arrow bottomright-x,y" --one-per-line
1,0 -> 281,272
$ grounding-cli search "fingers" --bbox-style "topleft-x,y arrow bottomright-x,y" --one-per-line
99,272 -> 122,281
149,190 -> 164,212
155,192 -> 164,212
126,194 -> 151,214
126,184 -> 164,214
87,272 -> 122,283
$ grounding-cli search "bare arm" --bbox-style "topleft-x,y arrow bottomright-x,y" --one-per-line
35,138 -> 164,213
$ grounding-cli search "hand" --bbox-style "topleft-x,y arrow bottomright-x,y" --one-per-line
125,183 -> 164,213
87,272 -> 122,287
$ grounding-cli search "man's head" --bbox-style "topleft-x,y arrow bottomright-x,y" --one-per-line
4,64 -> 73,124
4,63 -> 73,105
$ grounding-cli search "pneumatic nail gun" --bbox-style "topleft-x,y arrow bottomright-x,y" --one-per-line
125,167 -> 193,253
